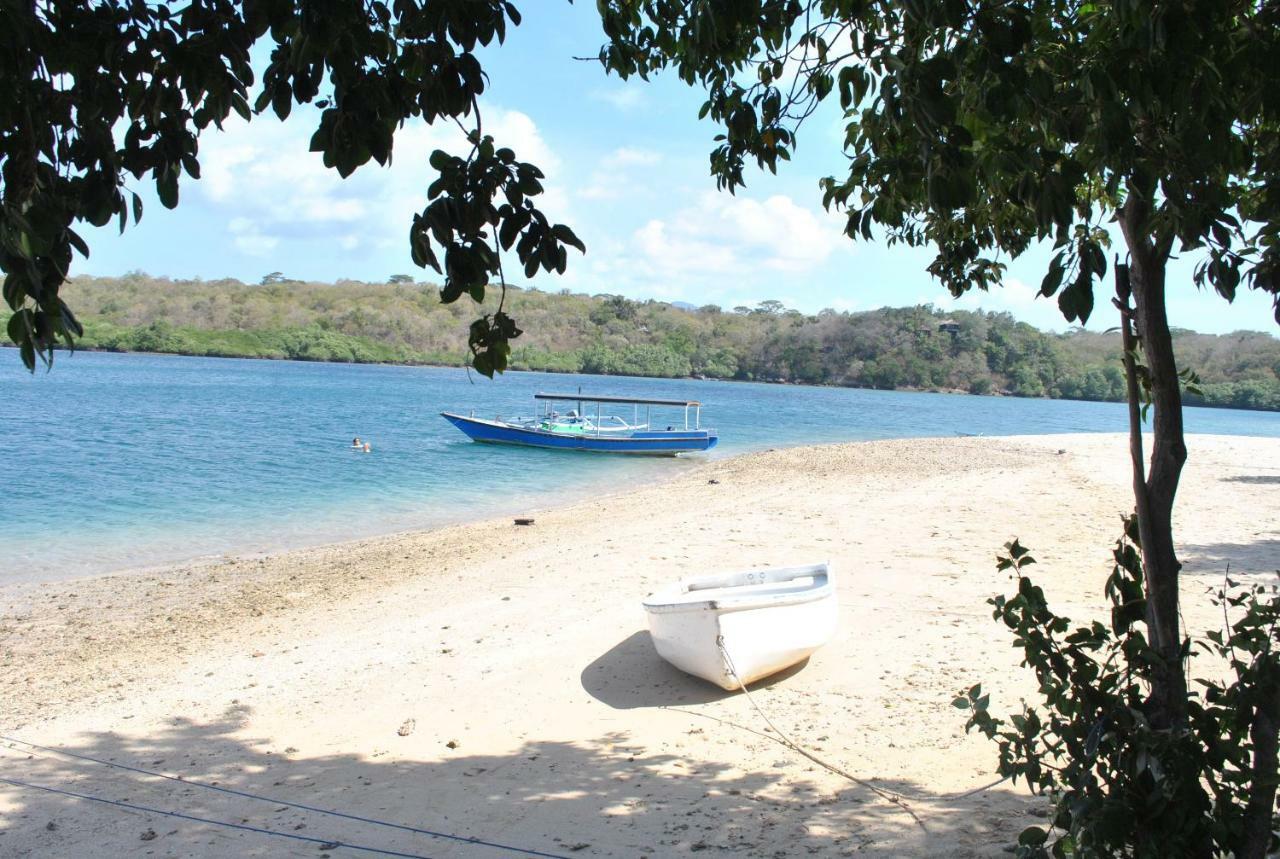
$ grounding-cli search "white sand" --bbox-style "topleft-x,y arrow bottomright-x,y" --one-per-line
1,433 -> 1277,858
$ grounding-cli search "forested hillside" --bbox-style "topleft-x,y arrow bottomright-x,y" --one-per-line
26,272 -> 1280,410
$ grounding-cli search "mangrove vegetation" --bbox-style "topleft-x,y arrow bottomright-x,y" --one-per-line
29,272 -> 1280,412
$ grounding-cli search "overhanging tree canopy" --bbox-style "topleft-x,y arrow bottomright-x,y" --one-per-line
596,0 -> 1280,854
598,1 -> 1280,320
1,0 -> 580,375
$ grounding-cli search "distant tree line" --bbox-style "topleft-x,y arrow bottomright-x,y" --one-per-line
18,272 -> 1280,411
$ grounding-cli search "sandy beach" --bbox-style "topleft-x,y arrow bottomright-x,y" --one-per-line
2,432 -> 1277,857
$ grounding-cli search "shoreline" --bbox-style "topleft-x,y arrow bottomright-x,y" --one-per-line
11,421 -> 1278,591
18,344 -> 1280,413
2,474 -> 635,591
4,442 -> 712,591
2,432 -> 1277,856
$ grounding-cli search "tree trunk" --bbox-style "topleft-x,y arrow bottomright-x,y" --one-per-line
1120,199 -> 1279,854
1119,202 -> 1189,731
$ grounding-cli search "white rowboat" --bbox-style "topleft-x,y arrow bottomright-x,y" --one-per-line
642,562 -> 837,691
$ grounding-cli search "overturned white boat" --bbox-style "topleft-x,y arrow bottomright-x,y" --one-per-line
642,562 -> 837,690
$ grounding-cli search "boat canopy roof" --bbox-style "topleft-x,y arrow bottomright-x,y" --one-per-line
534,392 -> 702,407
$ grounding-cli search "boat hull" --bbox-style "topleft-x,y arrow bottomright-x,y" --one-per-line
642,562 -> 837,690
441,412 -> 717,455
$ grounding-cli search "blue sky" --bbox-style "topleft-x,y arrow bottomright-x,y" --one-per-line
76,3 -> 1277,336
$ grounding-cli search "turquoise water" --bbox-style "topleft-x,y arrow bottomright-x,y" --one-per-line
4,350 -> 1278,583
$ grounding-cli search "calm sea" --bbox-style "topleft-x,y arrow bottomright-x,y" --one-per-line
4,350 -> 1278,583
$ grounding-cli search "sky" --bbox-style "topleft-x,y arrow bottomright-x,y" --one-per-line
74,3 -> 1278,336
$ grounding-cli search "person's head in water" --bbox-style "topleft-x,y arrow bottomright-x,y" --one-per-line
363,442 -> 372,453
352,437 -> 362,447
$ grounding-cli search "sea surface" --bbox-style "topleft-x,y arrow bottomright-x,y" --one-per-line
4,350 -> 1279,583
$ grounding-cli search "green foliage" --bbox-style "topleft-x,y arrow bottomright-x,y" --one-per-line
508,346 -> 583,374
1186,379 -> 1280,412
581,343 -> 691,378
957,528 -> 1280,857
691,344 -> 739,379
1,0 -> 581,376
14,275 -> 1278,410
590,294 -> 640,325
76,317 -> 436,365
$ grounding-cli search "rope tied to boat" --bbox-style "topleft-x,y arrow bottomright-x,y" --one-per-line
713,636 -> 1008,832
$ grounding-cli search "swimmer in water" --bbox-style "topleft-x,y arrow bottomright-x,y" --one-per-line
352,437 -> 362,448
363,442 -> 372,453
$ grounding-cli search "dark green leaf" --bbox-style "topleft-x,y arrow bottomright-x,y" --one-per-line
1018,826 -> 1047,847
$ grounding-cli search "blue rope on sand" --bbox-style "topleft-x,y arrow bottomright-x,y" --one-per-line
0,776 -> 438,859
1,736 -> 570,859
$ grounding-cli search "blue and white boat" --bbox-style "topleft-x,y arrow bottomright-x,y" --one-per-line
441,392 -> 718,455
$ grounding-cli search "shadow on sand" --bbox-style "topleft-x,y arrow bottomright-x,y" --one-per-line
1,633 -> 1039,857
1179,538 -> 1280,577
579,629 -> 808,710
0,708 -> 1036,858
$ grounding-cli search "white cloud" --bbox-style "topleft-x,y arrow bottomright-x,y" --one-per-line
581,191 -> 850,305
203,144 -> 256,202
635,191 -> 844,275
228,218 -> 279,256
578,184 -> 617,201
234,234 -> 279,256
485,110 -> 562,176
589,88 -> 645,110
634,216 -> 739,274
190,105 -> 566,268
578,147 -> 663,201
602,147 -> 661,169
